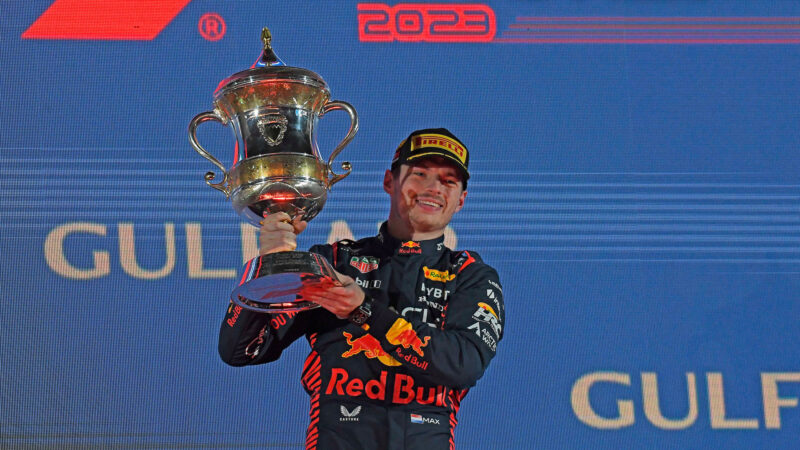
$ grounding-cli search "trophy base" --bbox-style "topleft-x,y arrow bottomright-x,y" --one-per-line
231,251 -> 339,313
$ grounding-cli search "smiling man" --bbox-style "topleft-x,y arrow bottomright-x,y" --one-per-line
218,128 -> 505,450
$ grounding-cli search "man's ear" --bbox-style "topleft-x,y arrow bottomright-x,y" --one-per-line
383,169 -> 393,194
454,189 -> 467,213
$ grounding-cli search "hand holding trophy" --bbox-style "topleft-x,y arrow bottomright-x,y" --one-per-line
188,27 -> 358,313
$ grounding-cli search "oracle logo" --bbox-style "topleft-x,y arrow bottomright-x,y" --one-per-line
357,3 -> 496,42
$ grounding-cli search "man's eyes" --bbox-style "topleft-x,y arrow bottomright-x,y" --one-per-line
410,170 -> 458,185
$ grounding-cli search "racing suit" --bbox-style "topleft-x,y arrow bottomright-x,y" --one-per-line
218,223 -> 504,450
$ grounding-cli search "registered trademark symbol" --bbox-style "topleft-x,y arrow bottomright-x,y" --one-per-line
199,13 -> 226,41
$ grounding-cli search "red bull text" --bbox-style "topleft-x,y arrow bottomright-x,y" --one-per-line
326,368 -> 449,406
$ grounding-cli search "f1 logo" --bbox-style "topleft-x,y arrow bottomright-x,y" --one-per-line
358,3 -> 496,42
23,0 -> 192,40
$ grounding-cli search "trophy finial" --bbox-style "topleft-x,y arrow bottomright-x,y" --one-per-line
261,27 -> 272,50
256,26 -> 285,68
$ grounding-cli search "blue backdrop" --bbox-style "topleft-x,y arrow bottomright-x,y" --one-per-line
3,1 -> 799,448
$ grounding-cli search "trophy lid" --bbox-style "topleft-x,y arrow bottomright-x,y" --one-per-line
214,27 -> 328,97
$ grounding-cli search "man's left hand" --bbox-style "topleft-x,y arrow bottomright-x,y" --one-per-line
301,270 -> 365,319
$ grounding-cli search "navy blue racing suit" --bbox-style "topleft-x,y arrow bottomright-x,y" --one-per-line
218,223 -> 504,450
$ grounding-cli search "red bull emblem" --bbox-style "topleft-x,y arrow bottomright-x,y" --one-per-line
385,319 -> 430,357
342,332 -> 401,367
399,241 -> 422,254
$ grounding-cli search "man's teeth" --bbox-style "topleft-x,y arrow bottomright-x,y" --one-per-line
418,200 -> 441,207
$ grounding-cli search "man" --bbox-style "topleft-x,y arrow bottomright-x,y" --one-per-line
218,128 -> 504,450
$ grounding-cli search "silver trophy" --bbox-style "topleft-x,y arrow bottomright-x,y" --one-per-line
189,28 -> 357,313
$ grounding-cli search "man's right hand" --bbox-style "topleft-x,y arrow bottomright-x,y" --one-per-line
259,212 -> 308,254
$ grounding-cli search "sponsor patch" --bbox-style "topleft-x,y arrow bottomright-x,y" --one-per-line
226,303 -> 243,327
340,405 -> 361,422
417,296 -> 445,312
486,288 -> 503,314
410,413 -> 440,425
342,332 -> 400,367
473,303 -> 502,338
423,266 -> 456,283
395,347 -> 429,370
245,325 -> 267,358
350,256 -> 379,273
481,328 -> 497,351
420,282 -> 450,300
356,278 -> 382,289
410,134 -> 467,164
386,318 -> 430,357
477,302 -> 498,319
399,241 -> 422,254
401,306 -> 439,328
326,368 -> 449,406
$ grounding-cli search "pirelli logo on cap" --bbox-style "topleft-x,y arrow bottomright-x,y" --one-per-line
410,134 -> 467,164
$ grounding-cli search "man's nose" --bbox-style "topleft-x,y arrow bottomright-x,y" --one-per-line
421,176 -> 443,194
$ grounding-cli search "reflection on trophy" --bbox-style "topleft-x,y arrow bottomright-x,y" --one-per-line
189,27 -> 358,313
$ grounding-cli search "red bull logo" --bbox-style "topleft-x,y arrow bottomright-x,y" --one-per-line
342,332 -> 401,367
399,241 -> 422,254
326,368 -> 449,406
226,303 -> 243,327
385,319 -> 430,357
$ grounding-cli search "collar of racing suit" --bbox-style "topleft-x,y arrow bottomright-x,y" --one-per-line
376,221 -> 447,256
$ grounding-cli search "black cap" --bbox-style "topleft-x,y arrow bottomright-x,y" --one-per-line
391,128 -> 470,185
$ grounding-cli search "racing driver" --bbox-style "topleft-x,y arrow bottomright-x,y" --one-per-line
218,128 -> 505,450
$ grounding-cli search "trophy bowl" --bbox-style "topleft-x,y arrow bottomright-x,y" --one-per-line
189,28 -> 357,313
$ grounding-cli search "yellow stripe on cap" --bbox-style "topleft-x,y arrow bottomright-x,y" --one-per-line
409,134 -> 467,165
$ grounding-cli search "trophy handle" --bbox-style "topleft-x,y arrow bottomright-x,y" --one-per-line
188,110 -> 230,197
320,100 -> 358,188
